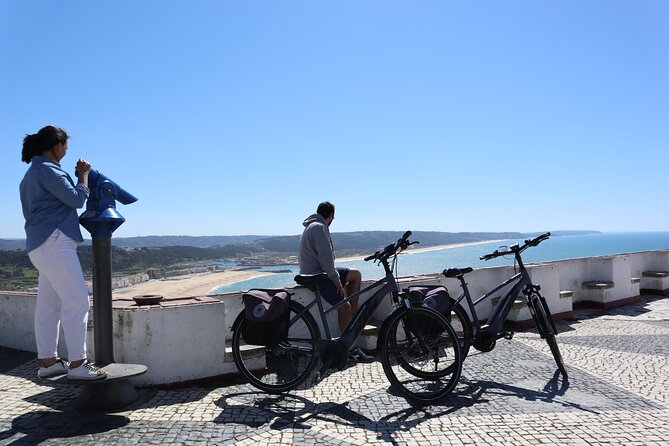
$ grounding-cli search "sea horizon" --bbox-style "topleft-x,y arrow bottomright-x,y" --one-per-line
210,231 -> 669,294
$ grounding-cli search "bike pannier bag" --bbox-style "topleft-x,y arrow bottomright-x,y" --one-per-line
407,286 -> 451,314
407,285 -> 451,336
241,289 -> 291,346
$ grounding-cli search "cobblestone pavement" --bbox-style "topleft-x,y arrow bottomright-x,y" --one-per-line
2,295 -> 668,445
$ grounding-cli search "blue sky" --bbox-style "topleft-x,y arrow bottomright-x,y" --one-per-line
1,1 -> 667,238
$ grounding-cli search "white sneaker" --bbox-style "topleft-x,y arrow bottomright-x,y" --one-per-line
37,359 -> 69,379
67,361 -> 107,381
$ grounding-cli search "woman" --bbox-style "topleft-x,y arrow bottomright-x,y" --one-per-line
20,125 -> 107,380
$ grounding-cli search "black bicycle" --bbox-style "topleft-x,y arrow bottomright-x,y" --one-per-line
231,231 -> 463,404
442,232 -> 568,378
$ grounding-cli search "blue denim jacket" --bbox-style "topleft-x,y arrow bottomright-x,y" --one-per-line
20,156 -> 89,252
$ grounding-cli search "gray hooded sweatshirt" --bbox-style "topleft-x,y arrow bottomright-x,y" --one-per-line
298,213 -> 342,288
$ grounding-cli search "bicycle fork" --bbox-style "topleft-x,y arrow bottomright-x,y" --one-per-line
526,287 -> 558,338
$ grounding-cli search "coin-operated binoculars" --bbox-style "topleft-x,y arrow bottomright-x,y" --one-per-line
77,170 -> 147,411
79,170 -> 138,237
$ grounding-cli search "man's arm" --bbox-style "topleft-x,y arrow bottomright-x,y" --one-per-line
314,225 -> 343,291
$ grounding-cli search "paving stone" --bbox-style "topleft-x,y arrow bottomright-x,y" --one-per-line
2,295 -> 669,444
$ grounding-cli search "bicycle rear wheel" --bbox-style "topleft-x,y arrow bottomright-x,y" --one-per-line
379,307 -> 462,404
529,295 -> 568,379
231,300 -> 321,393
446,299 -> 473,360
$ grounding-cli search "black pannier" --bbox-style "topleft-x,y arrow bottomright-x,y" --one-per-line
407,285 -> 451,314
241,289 -> 291,346
406,285 -> 452,336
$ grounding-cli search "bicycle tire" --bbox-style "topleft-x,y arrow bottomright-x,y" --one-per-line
529,295 -> 568,379
446,299 -> 473,360
379,307 -> 462,404
232,300 -> 321,393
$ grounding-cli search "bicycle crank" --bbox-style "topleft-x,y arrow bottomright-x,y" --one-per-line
473,336 -> 497,353
314,339 -> 348,376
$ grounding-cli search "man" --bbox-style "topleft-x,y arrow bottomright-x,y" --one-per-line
298,201 -> 374,363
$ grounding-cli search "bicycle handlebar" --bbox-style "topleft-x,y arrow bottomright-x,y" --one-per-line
526,232 -> 550,247
480,231 -> 551,260
364,230 -> 417,262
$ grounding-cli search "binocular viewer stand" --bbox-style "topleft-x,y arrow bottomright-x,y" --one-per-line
71,363 -> 148,412
71,237 -> 148,412
74,173 -> 147,412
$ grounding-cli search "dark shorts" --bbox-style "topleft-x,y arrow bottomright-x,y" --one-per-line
318,267 -> 350,306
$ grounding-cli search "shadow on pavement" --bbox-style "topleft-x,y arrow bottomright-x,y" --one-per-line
0,410 -> 129,446
450,370 -> 601,414
212,371 -> 580,445
214,392 -> 350,430
213,389 -> 485,445
0,348 -> 34,374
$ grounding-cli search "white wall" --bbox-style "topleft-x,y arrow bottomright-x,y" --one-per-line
113,301 -> 226,385
0,292 -> 37,352
2,249 -> 667,385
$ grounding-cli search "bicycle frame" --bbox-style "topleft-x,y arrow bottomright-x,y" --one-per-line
233,230 -> 466,399
294,268 -> 401,350
454,270 -> 529,338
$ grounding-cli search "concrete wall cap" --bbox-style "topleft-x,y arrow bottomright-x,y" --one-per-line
582,281 -> 615,289
642,271 -> 669,278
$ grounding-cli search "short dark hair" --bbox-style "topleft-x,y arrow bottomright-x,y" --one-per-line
22,125 -> 69,163
317,201 -> 335,219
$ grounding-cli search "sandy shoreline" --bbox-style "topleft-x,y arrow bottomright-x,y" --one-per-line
112,269 -> 272,298
112,239 -> 503,298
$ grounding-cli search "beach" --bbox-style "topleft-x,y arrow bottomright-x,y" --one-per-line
111,239 -> 501,298
112,269 -> 272,299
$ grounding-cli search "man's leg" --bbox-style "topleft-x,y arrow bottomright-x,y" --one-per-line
344,269 -> 362,312
336,302 -> 353,333
319,275 -> 353,334
336,268 -> 373,363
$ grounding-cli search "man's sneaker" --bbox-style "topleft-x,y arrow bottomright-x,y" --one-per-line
37,359 -> 69,379
348,347 -> 374,364
67,361 -> 107,381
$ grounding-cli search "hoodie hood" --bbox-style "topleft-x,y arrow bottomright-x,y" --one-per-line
303,213 -> 327,228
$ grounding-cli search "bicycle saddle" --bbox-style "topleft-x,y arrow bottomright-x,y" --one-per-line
443,267 -> 473,278
294,273 -> 329,287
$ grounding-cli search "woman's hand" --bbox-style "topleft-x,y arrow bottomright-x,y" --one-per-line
76,159 -> 92,175
75,159 -> 92,186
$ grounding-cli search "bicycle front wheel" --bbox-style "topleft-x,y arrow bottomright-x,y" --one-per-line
529,295 -> 568,379
231,300 -> 321,393
379,307 -> 462,404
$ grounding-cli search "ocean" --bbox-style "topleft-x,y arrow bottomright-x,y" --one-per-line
210,231 -> 669,294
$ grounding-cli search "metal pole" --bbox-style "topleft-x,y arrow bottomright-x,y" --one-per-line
74,172 -> 147,412
92,236 -> 115,366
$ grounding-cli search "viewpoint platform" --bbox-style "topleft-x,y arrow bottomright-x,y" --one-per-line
1,295 -> 668,445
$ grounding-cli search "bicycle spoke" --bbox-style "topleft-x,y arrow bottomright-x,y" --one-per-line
380,307 -> 462,404
232,301 -> 320,393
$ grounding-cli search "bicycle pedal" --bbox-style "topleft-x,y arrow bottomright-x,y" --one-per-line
504,331 -> 514,340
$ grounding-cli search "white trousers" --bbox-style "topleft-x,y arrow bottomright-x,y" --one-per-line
28,229 -> 90,361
